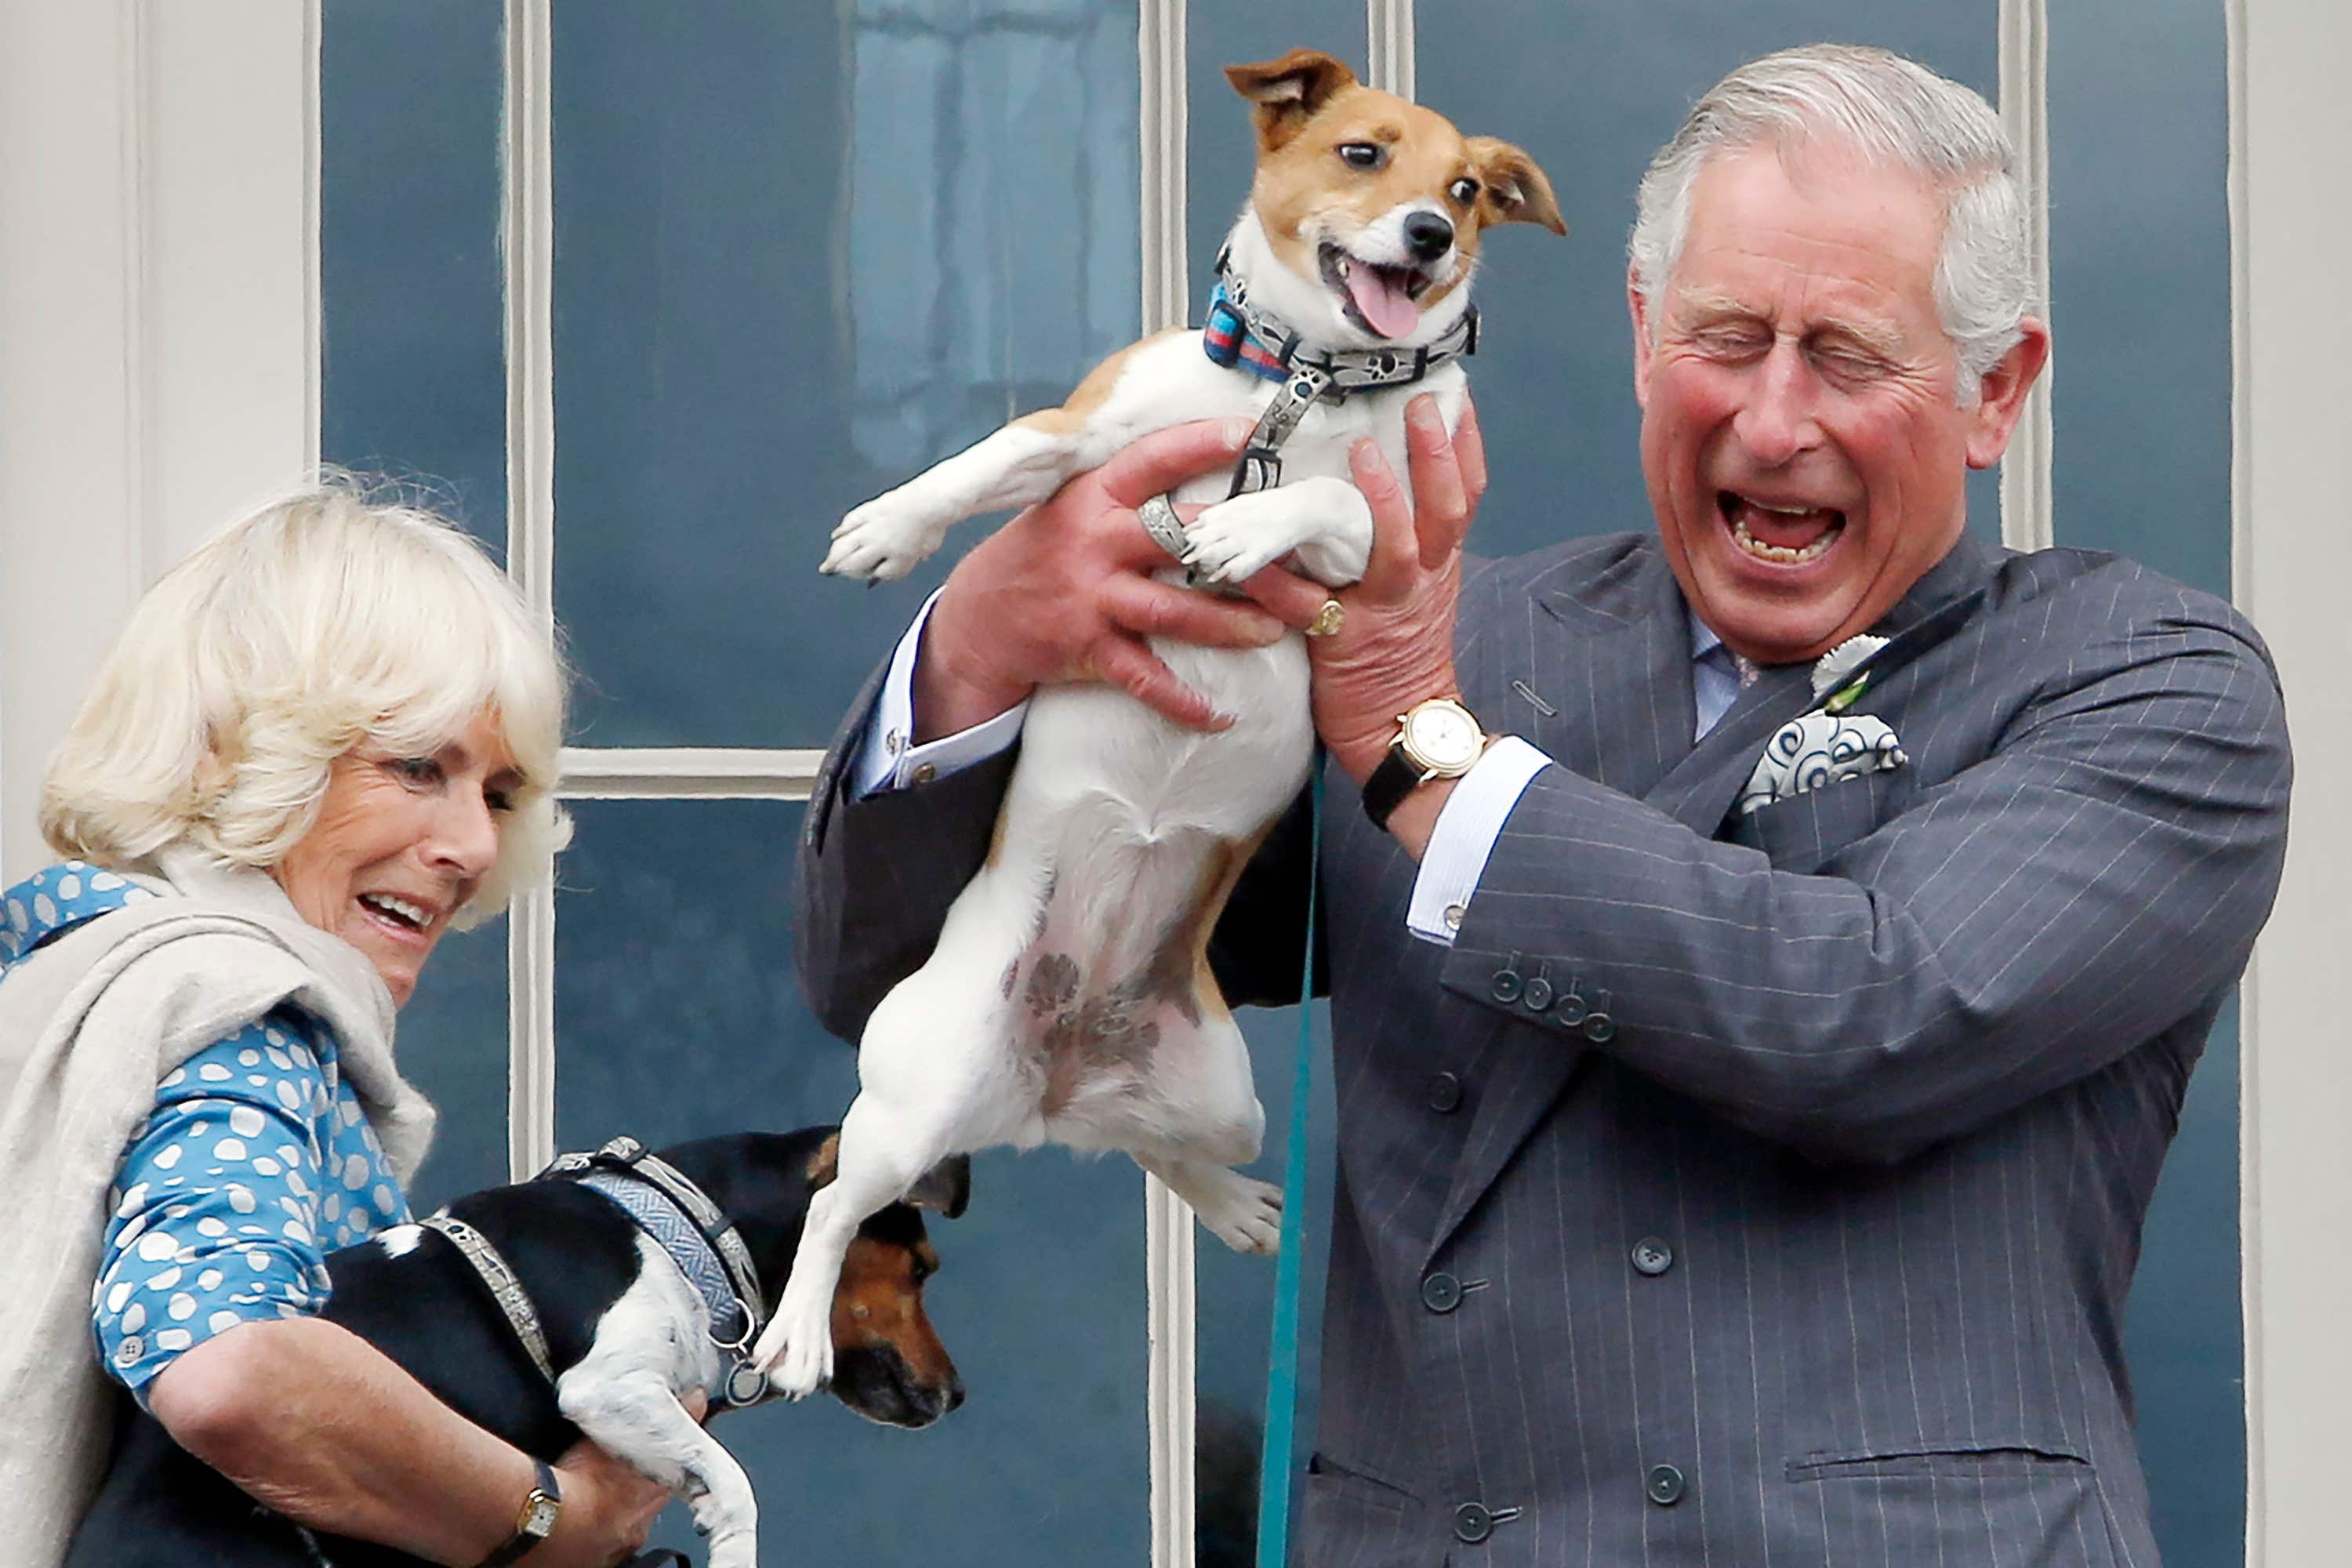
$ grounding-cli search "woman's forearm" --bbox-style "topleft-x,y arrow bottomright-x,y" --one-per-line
147,1314 -> 664,1567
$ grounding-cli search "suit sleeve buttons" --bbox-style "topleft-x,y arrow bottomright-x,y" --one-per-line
1522,962 -> 1554,1013
1489,953 -> 1524,1005
1428,1072 -> 1463,1113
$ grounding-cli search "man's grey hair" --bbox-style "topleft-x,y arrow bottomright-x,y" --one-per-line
1628,44 -> 2034,400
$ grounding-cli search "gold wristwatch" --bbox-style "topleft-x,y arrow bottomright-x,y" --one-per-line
1361,696 -> 1490,828
477,1458 -> 561,1566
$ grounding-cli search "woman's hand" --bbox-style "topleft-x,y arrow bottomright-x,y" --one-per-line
913,417 -> 1295,739
1244,394 -> 1489,783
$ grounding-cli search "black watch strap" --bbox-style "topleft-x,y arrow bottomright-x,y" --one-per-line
477,1458 -> 561,1568
1361,743 -> 1428,829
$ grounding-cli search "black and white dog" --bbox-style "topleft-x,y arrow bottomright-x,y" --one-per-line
68,1125 -> 967,1568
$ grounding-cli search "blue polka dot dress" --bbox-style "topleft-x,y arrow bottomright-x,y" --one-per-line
2,861 -> 411,1405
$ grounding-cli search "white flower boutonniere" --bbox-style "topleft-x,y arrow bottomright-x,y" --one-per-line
1737,635 -> 1906,816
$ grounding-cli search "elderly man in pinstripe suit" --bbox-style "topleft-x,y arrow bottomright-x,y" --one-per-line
797,45 -> 2289,1566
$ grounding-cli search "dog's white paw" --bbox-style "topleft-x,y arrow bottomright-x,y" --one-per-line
1178,499 -> 1290,586
691,1499 -> 757,1568
822,495 -> 949,582
1187,1168 -> 1284,1255
752,1277 -> 835,1399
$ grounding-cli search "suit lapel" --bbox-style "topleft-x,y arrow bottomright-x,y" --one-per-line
1425,544 -> 1687,1261
1423,532 -> 2002,1261
1641,532 -> 1999,836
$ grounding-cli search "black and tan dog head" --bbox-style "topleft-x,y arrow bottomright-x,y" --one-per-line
804,1131 -> 968,1428
668,1127 -> 968,1429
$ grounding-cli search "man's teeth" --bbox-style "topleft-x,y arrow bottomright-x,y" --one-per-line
360,893 -> 428,930
1732,510 -> 1841,564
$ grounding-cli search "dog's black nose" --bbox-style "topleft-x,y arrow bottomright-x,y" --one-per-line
945,1373 -> 966,1413
1405,211 -> 1454,260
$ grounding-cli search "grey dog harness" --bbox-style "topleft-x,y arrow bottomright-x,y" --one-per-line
541,1135 -> 774,1408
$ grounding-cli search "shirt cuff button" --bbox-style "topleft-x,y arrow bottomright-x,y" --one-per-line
1443,903 -> 1465,931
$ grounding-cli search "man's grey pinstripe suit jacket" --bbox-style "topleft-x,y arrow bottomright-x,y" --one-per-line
794,528 -> 2290,1566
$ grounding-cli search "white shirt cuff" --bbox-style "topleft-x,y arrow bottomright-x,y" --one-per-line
1404,735 -> 1553,946
850,590 -> 1030,799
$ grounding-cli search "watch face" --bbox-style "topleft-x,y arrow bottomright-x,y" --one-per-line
1401,700 -> 1483,774
523,1495 -> 560,1537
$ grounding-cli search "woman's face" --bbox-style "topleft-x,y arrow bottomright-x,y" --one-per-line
271,709 -> 521,1007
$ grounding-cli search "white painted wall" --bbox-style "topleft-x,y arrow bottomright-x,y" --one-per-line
2234,3 -> 2352,1563
0,0 -> 315,881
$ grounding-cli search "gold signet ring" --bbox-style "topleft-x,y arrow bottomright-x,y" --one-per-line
1305,599 -> 1347,637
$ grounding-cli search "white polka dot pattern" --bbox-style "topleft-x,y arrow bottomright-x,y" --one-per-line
89,1007 -> 410,1401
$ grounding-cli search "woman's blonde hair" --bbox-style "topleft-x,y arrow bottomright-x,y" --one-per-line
41,477 -> 570,924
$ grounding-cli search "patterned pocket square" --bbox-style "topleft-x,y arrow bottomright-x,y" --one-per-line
1737,711 -> 1907,816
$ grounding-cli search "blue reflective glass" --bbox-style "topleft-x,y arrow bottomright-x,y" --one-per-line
321,0 -> 512,1210
1181,9 -> 1363,1557
2049,3 -> 2241,1559
550,2 -> 1142,748
553,800 -> 1147,1563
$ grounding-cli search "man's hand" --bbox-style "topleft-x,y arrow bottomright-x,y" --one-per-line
913,417 -> 1294,741
1245,394 -> 1488,786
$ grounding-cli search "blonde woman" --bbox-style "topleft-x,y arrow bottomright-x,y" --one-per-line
0,483 -> 675,1568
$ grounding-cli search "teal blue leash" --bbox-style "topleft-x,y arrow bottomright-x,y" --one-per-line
1256,755 -> 1323,1568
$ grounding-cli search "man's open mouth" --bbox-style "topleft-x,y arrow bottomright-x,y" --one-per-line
1319,242 -> 1432,340
1719,492 -> 1846,565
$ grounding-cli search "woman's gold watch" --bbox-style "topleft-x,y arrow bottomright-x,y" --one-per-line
477,1458 -> 561,1567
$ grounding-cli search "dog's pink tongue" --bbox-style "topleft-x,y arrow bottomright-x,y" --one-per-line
1345,266 -> 1421,339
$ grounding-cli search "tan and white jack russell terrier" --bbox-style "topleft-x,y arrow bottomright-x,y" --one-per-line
757,47 -> 1561,1398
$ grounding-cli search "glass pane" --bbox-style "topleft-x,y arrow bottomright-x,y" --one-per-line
1185,2 -> 1366,321
1181,9 -> 1361,1557
320,0 -> 509,550
2049,3 -> 2240,1559
321,0 -> 514,1211
393,917 -> 514,1214
550,2 -> 1142,749
553,800 -> 1148,1562
1413,2 -> 1998,559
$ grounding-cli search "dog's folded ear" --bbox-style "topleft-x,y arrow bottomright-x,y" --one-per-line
1225,49 -> 1359,152
1467,136 -> 1567,237
905,1154 -> 972,1220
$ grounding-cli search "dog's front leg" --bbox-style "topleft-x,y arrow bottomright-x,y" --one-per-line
557,1368 -> 760,1568
822,412 -> 1126,583
1178,475 -> 1374,589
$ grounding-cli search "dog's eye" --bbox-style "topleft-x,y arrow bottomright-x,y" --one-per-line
1336,142 -> 1385,171
1450,176 -> 1481,205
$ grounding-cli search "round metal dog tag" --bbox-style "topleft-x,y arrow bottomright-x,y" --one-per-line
725,1362 -> 769,1407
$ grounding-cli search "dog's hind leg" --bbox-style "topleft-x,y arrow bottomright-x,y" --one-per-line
557,1365 -> 760,1568
756,866 -> 1033,1396
1133,1152 -> 1283,1256
757,1082 -> 967,1399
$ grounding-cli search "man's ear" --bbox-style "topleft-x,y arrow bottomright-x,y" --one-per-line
1963,317 -> 2052,469
1224,49 -> 1358,153
1628,267 -> 1656,412
1467,137 -> 1566,236
903,1153 -> 971,1220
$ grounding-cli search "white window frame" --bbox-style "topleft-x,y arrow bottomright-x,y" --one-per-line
6,3 -> 2345,1563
